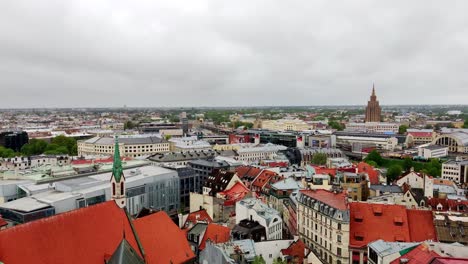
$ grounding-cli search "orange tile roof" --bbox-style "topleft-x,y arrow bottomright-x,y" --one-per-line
252,170 -> 277,189
350,203 -> 438,249
184,209 -> 213,228
281,239 -> 308,264
350,203 -> 411,249
218,182 -> 250,206
407,210 -> 437,242
0,201 -> 142,264
300,189 -> 347,210
357,162 -> 379,184
314,166 -> 337,177
390,243 -> 440,264
134,211 -> 195,264
198,224 -> 231,250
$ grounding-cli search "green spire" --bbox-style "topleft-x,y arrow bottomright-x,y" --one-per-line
112,136 -> 123,182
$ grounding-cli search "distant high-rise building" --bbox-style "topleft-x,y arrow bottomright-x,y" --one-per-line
365,84 -> 382,122
0,131 -> 29,152
180,111 -> 189,135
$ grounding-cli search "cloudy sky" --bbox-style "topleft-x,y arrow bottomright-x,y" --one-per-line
1,1 -> 467,108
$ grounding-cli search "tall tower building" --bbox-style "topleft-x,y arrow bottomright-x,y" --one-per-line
365,84 -> 382,122
110,136 -> 126,208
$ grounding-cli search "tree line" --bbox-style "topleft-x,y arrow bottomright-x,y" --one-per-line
0,135 -> 78,158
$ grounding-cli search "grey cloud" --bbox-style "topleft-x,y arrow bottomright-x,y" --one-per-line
0,0 -> 467,108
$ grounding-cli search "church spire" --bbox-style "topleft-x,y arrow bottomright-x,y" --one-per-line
112,136 -> 123,183
111,135 -> 126,208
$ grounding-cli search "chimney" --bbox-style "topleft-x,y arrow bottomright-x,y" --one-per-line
178,213 -> 184,229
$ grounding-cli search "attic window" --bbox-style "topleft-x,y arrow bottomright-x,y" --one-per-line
395,235 -> 405,242
394,216 -> 404,226
355,232 -> 364,241
372,206 -> 383,216
354,212 -> 363,222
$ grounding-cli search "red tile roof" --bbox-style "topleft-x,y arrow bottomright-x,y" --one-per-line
71,157 -> 132,165
236,166 -> 262,180
184,209 -> 213,228
430,257 -> 468,264
0,217 -> 7,227
198,224 -> 231,250
300,189 -> 347,210
350,203 -> 411,249
218,182 -> 250,206
281,239 -> 308,264
134,211 -> 195,264
313,166 -> 337,177
407,210 -> 437,242
0,201 -> 142,264
426,198 -> 468,212
408,131 -> 433,138
252,170 -> 278,189
390,243 -> 440,264
350,203 -> 438,249
357,162 -> 379,184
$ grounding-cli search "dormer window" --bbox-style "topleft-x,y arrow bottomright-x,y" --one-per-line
394,216 -> 404,226
372,206 -> 383,216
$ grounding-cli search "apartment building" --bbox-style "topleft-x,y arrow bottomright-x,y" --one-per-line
78,135 -> 170,157
297,189 -> 350,264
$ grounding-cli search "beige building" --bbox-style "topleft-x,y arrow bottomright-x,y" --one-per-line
297,189 -> 350,264
78,136 -> 170,158
261,118 -> 313,131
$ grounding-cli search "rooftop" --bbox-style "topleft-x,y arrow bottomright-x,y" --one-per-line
299,189 -> 347,210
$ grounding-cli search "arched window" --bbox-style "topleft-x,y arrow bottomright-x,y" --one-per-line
112,182 -> 116,195
121,182 -> 124,195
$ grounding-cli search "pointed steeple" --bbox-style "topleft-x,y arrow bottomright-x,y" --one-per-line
112,136 -> 123,183
372,83 -> 376,97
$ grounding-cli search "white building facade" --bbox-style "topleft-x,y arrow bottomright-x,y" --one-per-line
236,198 -> 283,240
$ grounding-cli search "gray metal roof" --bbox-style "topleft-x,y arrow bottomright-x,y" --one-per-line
107,239 -> 145,264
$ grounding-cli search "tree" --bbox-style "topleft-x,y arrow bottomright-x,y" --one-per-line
328,120 -> 344,131
0,146 -> 16,158
20,139 -> 48,156
273,258 -> 287,264
252,256 -> 266,264
402,157 -> 413,172
463,119 -> 468,128
124,120 -> 136,130
398,125 -> 408,134
366,160 -> 378,167
422,158 -> 442,177
387,165 -> 402,183
365,150 -> 384,166
311,153 -> 327,165
51,136 -> 77,155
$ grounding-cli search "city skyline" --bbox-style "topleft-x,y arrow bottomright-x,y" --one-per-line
1,1 -> 468,107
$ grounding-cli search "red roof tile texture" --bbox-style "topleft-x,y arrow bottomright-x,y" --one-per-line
252,170 -> 278,189
218,182 -> 250,206
408,132 -> 433,138
134,211 -> 195,264
281,239 -> 308,264
0,201 -> 142,264
184,209 -> 213,227
390,243 -> 440,264
407,210 -> 437,242
357,162 -> 379,184
198,224 -> 231,250
300,189 -> 347,210
350,203 -> 437,249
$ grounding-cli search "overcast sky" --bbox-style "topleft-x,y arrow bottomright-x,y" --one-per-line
1,1 -> 467,108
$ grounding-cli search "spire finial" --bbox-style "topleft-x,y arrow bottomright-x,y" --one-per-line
372,83 -> 375,96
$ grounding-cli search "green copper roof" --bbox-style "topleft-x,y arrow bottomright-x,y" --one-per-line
112,136 -> 124,182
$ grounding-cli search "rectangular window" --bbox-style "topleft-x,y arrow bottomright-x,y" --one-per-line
337,247 -> 342,256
